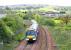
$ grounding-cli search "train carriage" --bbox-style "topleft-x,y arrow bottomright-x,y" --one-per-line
25,20 -> 38,41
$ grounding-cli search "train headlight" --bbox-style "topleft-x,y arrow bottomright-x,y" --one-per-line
26,38 -> 29,40
33,38 -> 36,40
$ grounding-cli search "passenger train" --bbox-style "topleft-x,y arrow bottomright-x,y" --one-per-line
25,20 -> 38,41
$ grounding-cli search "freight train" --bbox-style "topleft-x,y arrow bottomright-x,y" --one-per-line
25,20 -> 38,41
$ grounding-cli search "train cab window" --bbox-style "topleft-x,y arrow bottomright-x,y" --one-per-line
26,31 -> 36,35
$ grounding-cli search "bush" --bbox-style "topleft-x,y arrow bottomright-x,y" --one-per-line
41,18 -> 55,26
0,13 -> 25,44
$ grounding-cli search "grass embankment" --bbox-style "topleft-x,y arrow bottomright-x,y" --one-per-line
48,20 -> 71,50
2,41 -> 19,50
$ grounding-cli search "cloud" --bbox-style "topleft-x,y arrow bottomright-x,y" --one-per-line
0,0 -> 71,6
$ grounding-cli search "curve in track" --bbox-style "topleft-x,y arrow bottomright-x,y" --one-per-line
15,26 -> 57,50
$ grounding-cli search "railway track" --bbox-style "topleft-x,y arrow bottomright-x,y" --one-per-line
31,27 -> 42,50
39,26 -> 48,50
43,26 -> 57,50
23,44 -> 33,50
15,40 -> 27,50
15,26 -> 56,50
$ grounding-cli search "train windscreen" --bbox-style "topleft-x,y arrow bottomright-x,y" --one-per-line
26,31 -> 36,35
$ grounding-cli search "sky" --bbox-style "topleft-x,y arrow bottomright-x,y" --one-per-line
0,0 -> 71,6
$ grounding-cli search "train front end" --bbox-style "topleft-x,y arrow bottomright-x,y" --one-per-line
25,30 -> 37,41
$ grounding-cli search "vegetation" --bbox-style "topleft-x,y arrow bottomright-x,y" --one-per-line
0,8 -> 26,50
0,5 -> 71,50
59,15 -> 71,25
44,17 -> 71,50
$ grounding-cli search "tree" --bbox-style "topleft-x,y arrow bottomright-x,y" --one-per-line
59,15 -> 71,25
5,6 -> 11,10
32,14 -> 42,23
0,20 -> 14,44
0,11 -> 25,44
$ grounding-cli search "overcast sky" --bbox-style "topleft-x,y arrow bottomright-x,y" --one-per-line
0,0 -> 71,6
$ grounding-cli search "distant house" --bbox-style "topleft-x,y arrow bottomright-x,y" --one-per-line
40,11 -> 66,17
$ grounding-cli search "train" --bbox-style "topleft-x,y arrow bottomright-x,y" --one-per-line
25,20 -> 38,41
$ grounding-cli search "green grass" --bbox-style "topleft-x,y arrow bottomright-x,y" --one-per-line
41,17 -> 71,50
53,20 -> 61,24
15,32 -> 25,41
0,41 -> 19,50
48,26 -> 71,50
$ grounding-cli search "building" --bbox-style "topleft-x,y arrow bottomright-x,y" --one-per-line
40,11 -> 66,17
